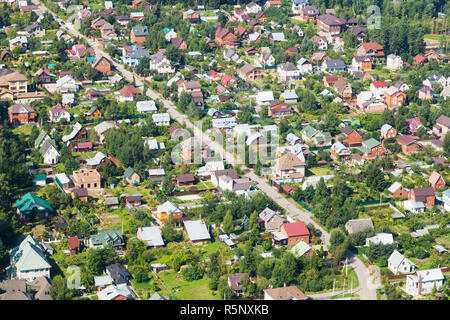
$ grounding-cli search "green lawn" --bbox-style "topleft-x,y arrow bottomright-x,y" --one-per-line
158,271 -> 218,300
306,167 -> 335,177
73,152 -> 97,160
13,124 -> 34,138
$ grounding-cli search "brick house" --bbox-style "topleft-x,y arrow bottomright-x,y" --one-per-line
359,138 -> 387,160
8,103 -> 36,125
380,124 -> 397,139
92,56 -> 112,75
356,42 -> 385,62
339,126 -> 363,147
383,87 -> 406,108
301,6 -> 319,21
215,27 -> 239,49
388,182 -> 408,198
317,14 -> 346,35
428,171 -> 445,191
268,100 -> 294,119
397,135 -> 420,155
280,221 -> 310,246
409,187 -> 435,208
183,9 -> 200,23
352,56 -> 373,71
130,26 -> 148,44
72,169 -> 101,190
181,137 -> 208,162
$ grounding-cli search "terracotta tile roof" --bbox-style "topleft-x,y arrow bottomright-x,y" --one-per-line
276,152 -> 305,171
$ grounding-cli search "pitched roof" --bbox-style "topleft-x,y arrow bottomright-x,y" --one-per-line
281,221 -> 310,237
429,171 -> 443,186
137,226 -> 164,246
9,235 -> 51,272
184,220 -> 211,241
15,192 -> 53,214
345,218 -> 374,233
276,152 -> 305,171
436,114 -> 450,128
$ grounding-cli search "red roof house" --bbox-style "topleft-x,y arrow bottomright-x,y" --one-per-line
280,221 -> 310,246
68,236 -> 80,254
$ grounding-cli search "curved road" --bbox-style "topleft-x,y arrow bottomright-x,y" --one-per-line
33,0 -> 377,300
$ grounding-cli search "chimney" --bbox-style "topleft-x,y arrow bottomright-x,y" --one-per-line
418,275 -> 422,296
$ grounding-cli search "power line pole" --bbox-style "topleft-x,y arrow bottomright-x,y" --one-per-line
342,278 -> 345,297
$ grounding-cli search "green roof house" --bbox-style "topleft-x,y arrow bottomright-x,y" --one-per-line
34,131 -> 49,149
301,125 -> 318,141
7,235 -> 51,281
359,138 -> 381,154
32,174 -> 47,186
290,241 -> 312,258
89,229 -> 124,249
15,192 -> 53,218
132,25 -> 148,37
123,167 -> 140,185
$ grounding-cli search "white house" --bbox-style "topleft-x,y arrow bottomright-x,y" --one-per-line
386,54 -> 403,71
387,250 -> 415,274
256,91 -> 274,105
164,29 -> 177,42
406,269 -> 444,297
8,235 -> 51,281
365,233 -> 394,246
277,62 -> 301,82
245,2 -> 262,14
136,100 -> 157,113
47,104 -> 71,124
212,117 -> 237,131
280,89 -> 298,104
40,139 -> 59,164
145,138 -> 165,150
149,52 -> 175,75
54,75 -> 78,93
297,57 -> 313,74
152,113 -> 170,126
442,189 -> 450,212
291,0 -> 309,14
403,199 -> 426,214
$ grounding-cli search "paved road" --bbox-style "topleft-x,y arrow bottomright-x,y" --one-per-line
34,1 -> 377,300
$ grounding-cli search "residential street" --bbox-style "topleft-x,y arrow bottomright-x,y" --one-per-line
33,0 -> 377,300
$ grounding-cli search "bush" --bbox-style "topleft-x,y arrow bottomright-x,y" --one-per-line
182,264 -> 204,281
134,270 -> 150,283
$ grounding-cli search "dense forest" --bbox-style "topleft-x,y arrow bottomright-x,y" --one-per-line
0,106 -> 33,275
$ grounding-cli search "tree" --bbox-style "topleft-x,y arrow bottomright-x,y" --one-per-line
161,218 -> 182,242
218,277 -> 235,300
272,252 -> 298,287
50,275 -> 74,300
443,131 -> 450,154
248,210 -> 259,231
257,259 -> 273,279
222,210 -> 234,234
182,264 -> 204,281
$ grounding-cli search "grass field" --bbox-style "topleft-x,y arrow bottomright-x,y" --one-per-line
158,271 -> 217,300
12,124 -> 34,138
306,166 -> 335,177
